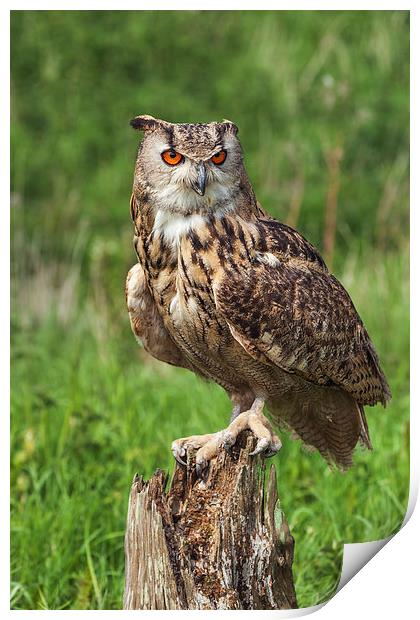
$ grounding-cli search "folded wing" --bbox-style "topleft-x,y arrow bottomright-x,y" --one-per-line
215,218 -> 391,408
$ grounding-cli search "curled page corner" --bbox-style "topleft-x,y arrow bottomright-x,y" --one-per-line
337,478 -> 418,594
337,536 -> 393,592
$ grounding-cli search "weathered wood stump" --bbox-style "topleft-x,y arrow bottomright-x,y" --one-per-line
123,432 -> 297,610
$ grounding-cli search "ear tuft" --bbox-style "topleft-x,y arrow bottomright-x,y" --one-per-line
130,115 -> 159,131
222,119 -> 239,136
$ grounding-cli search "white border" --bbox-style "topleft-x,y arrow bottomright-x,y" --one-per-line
3,3 -> 416,617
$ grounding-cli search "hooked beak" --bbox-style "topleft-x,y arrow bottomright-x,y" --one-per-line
192,162 -> 207,196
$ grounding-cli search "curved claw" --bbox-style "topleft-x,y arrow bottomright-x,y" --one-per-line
222,442 -> 234,456
196,457 -> 209,479
250,435 -> 282,458
265,438 -> 282,458
249,437 -> 270,456
221,430 -> 236,450
171,442 -> 187,466
173,454 -> 187,466
263,448 -> 279,458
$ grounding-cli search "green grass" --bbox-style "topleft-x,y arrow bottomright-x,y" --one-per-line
11,244 -> 409,609
11,10 -> 409,261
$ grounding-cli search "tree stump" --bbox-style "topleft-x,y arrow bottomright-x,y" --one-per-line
123,432 -> 297,610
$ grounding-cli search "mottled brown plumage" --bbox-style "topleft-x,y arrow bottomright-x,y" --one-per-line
126,115 -> 391,471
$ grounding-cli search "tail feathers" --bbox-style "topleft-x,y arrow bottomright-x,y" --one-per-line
357,404 -> 372,450
269,391 -> 372,470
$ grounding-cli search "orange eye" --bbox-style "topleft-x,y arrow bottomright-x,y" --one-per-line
161,149 -> 183,166
211,150 -> 227,165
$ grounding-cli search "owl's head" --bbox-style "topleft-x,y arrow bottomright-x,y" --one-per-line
131,115 -> 248,215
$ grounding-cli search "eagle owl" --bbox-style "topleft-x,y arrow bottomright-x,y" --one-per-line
126,115 -> 391,473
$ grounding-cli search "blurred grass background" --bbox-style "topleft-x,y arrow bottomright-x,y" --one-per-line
10,10 -> 409,610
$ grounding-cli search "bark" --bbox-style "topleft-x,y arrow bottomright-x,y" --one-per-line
123,432 -> 297,610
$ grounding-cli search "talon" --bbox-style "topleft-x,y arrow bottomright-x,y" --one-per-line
257,436 -> 282,459
223,442 -> 234,456
222,430 -> 235,449
249,437 -> 270,456
173,453 -> 187,466
263,445 -> 280,458
267,436 -> 282,457
171,442 -> 187,466
264,449 -> 278,458
196,457 -> 208,479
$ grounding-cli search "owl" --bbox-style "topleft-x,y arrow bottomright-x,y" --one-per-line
126,114 -> 391,474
